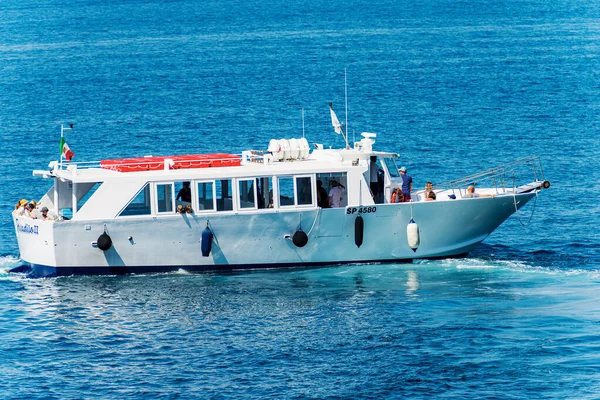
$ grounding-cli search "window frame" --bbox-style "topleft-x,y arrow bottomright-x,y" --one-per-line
155,182 -> 175,214
118,183 -> 153,217
196,180 -> 216,213
294,175 -> 315,207
277,174 -> 315,209
215,178 -> 234,212
237,178 -> 258,211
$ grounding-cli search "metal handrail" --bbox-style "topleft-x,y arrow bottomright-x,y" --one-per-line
434,156 -> 545,195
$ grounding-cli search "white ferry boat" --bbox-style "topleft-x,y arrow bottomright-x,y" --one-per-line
12,131 -> 549,277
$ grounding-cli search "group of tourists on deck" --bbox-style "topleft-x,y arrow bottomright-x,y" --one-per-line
13,199 -> 56,220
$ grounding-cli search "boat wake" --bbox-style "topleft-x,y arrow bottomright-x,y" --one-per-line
419,250 -> 600,279
0,254 -> 24,278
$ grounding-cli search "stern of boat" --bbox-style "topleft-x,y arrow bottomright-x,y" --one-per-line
13,214 -> 58,276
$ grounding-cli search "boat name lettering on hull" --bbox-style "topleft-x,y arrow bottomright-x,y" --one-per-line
16,219 -> 39,235
346,206 -> 377,215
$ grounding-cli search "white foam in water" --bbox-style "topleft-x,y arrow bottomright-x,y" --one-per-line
0,255 -> 21,271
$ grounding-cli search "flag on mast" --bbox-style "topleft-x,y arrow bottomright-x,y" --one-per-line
60,136 -> 75,161
329,103 -> 343,135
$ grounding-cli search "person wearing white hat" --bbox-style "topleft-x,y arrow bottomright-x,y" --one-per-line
399,166 -> 413,202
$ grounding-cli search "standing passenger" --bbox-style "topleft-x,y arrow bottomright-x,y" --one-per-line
369,157 -> 381,200
399,166 -> 413,202
328,180 -> 345,208
317,180 -> 329,208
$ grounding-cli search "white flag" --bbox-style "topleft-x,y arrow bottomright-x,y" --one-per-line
329,104 -> 343,135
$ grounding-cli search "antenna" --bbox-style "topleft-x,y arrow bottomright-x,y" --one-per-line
344,68 -> 349,149
302,108 -> 305,138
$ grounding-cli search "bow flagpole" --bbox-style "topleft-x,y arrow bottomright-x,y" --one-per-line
59,124 -> 75,168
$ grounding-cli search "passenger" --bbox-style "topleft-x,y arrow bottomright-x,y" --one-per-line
29,200 -> 41,219
424,182 -> 433,200
391,187 -> 403,203
176,181 -> 192,203
463,185 -> 493,198
425,191 -> 436,201
369,156 -> 381,199
41,207 -> 55,221
15,199 -> 28,215
399,166 -> 413,202
317,180 -> 329,208
328,180 -> 345,208
26,202 -> 37,218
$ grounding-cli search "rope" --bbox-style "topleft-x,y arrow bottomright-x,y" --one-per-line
511,178 -> 538,227
306,207 -> 322,237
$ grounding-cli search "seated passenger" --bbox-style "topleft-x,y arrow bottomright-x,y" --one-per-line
391,188 -> 403,203
41,207 -> 56,221
176,182 -> 192,203
425,191 -> 436,201
463,185 -> 493,198
28,200 -> 41,219
25,202 -> 37,218
424,182 -> 433,199
15,199 -> 28,215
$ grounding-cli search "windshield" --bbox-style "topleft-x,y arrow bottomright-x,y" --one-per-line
384,157 -> 400,178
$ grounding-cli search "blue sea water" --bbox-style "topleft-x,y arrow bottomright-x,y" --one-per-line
1,0 -> 599,398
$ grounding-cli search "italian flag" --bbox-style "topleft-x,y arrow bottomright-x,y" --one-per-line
60,137 -> 75,161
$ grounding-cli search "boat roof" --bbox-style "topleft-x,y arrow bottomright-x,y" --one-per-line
34,147 -> 399,183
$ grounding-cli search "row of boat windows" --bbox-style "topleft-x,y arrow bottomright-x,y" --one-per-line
119,173 -> 347,217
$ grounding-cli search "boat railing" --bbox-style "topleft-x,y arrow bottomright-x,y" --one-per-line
50,154 -> 243,173
52,160 -> 103,171
433,156 -> 546,196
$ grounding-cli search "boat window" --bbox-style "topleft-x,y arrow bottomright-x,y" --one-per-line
278,176 -> 314,207
257,177 -> 273,209
296,176 -> 313,206
156,183 -> 174,213
76,182 -> 102,211
238,179 -> 257,209
316,173 -> 348,208
216,179 -> 233,211
384,157 -> 400,178
278,177 -> 295,207
197,181 -> 215,211
120,184 -> 152,216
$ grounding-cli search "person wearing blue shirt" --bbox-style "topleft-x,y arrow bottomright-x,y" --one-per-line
399,166 -> 413,202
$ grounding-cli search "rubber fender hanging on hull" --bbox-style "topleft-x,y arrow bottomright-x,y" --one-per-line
97,233 -> 112,251
355,214 -> 364,248
201,227 -> 213,257
407,218 -> 419,252
292,229 -> 308,247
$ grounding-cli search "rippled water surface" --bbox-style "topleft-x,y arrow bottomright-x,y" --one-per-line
1,0 -> 599,398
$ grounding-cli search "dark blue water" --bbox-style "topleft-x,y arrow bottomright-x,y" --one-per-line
1,0 -> 599,397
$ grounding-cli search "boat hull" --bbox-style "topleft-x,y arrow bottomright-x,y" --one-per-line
14,193 -> 536,278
